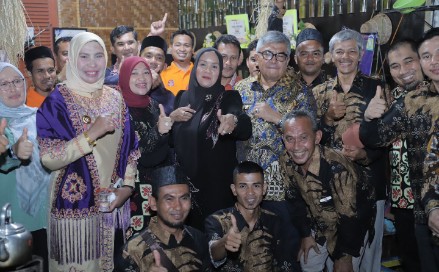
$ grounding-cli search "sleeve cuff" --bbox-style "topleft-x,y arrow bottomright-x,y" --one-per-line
208,240 -> 227,268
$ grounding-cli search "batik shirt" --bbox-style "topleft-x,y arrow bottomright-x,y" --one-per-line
281,146 -> 375,260
312,72 -> 388,200
297,70 -> 328,90
424,123 -> 439,215
117,217 -> 211,271
126,99 -> 173,239
388,86 -> 414,209
234,67 -> 316,201
360,81 -> 439,224
205,206 -> 294,271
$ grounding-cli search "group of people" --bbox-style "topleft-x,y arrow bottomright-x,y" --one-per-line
0,12 -> 438,272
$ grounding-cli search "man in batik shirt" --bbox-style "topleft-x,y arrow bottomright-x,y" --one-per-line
312,29 -> 388,272
280,110 -> 375,272
205,161 -> 293,271
294,28 -> 327,93
360,27 -> 439,271
234,30 -> 315,270
115,165 -> 210,272
385,38 -> 424,271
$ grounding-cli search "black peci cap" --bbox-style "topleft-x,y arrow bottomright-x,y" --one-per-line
296,28 -> 324,47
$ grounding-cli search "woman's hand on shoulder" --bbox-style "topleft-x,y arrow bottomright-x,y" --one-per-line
169,104 -> 196,122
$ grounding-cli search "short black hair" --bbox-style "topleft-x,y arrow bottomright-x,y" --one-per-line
232,161 -> 264,183
247,39 -> 258,56
24,46 -> 55,72
386,38 -> 418,62
170,29 -> 194,47
54,36 -> 72,55
110,25 -> 137,45
213,34 -> 241,56
418,27 -> 439,51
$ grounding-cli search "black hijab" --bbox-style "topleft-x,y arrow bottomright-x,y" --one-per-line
186,47 -> 224,110
173,48 -> 225,178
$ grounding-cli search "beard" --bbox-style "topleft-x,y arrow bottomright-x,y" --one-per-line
157,213 -> 185,229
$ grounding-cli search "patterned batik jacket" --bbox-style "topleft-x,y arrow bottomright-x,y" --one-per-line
234,67 -> 317,201
387,86 -> 414,209
204,206 -> 295,271
360,81 -> 439,224
297,70 -> 328,90
312,72 -> 389,201
116,217 -> 211,272
424,123 -> 439,216
281,145 -> 376,260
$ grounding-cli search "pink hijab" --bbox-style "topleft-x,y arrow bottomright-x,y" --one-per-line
118,56 -> 152,108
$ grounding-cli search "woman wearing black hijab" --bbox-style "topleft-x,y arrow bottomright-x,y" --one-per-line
173,48 -> 252,230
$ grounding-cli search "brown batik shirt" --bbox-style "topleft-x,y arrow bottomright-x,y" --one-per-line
116,217 -> 210,271
312,72 -> 389,200
205,206 -> 294,271
281,146 -> 376,260
360,81 -> 439,224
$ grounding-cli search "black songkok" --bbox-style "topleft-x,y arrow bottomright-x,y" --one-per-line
296,28 -> 324,47
140,36 -> 168,55
150,165 -> 189,195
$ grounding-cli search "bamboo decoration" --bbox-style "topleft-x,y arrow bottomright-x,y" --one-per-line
255,0 -> 272,38
0,0 -> 28,66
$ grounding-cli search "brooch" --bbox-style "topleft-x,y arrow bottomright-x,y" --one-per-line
205,94 -> 212,102
82,115 -> 91,124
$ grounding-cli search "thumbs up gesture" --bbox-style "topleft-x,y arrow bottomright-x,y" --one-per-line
325,90 -> 346,124
15,127 -> 33,160
224,214 -> 242,252
150,249 -> 167,272
364,86 -> 387,122
158,104 -> 173,135
0,118 -> 9,154
217,109 -> 237,135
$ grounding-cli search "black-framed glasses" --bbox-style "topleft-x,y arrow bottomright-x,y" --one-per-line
0,78 -> 24,92
259,50 -> 289,62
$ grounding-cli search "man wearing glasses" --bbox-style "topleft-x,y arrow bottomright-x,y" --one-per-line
234,30 -> 315,271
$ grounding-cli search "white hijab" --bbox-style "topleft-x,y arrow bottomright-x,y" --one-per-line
0,62 -> 50,217
65,32 -> 108,94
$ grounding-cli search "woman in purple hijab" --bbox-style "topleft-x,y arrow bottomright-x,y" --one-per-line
37,32 -> 139,272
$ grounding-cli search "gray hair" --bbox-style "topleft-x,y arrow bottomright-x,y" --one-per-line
329,29 -> 363,53
281,109 -> 318,132
256,31 -> 291,56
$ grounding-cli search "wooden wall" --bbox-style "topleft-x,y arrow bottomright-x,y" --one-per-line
22,0 -> 179,65
23,0 -> 58,50
56,0 -> 179,63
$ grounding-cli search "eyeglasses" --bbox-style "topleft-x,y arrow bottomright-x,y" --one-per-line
259,50 -> 289,62
0,78 -> 24,92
